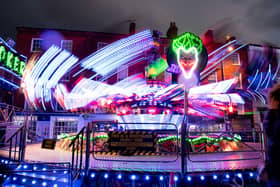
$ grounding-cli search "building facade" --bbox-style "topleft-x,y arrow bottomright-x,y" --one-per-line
13,25 -> 280,139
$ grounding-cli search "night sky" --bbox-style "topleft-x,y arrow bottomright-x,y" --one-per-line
1,0 -> 280,45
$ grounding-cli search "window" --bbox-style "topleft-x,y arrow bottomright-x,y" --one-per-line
53,121 -> 78,139
27,120 -> 37,141
164,71 -> 172,84
97,42 -> 108,50
61,40 -> 73,52
164,47 -> 169,56
208,72 -> 217,83
234,72 -> 242,88
56,102 -> 66,111
232,53 -> 240,65
117,65 -> 128,81
31,38 -> 43,52
62,73 -> 70,82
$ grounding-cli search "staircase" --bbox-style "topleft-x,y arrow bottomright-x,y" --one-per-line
0,158 -> 71,187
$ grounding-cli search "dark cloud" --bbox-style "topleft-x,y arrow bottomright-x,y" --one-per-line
246,0 -> 280,29
0,0 -> 279,45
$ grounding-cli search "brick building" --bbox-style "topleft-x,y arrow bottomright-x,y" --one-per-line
12,24 -> 280,138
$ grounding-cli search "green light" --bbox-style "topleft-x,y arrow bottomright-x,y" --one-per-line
146,58 -> 168,78
6,51 -> 14,69
157,134 -> 242,145
172,32 -> 203,54
0,46 -> 6,61
19,61 -> 26,76
244,112 -> 254,115
95,134 -> 108,139
13,56 -> 20,72
63,134 -> 109,141
0,43 -> 26,76
170,32 -> 203,79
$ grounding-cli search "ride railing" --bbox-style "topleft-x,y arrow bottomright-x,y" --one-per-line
68,127 -> 86,181
0,122 -> 22,149
88,122 -> 179,162
66,121 -> 266,178
0,103 -> 27,161
185,123 -> 266,163
0,103 -> 24,122
5,124 -> 26,162
66,121 -> 179,178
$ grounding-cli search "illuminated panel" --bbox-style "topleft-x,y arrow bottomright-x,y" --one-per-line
0,66 -> 22,80
0,77 -> 19,89
64,76 -> 146,109
207,40 -> 236,59
146,58 -> 168,78
39,50 -> 71,101
273,51 -> 280,80
189,78 -> 236,95
23,31 -> 154,111
41,50 -> 71,88
155,85 -> 184,102
200,44 -> 247,80
261,65 -> 271,88
196,93 -> 244,104
54,83 -> 69,108
36,50 -> 70,110
228,93 -> 245,104
171,32 -> 203,79
154,84 -> 180,98
0,67 -> 21,89
247,70 -> 259,89
25,46 -> 61,104
117,114 -> 177,130
30,46 -> 61,82
79,30 -> 153,77
48,55 -> 78,87
255,72 -> 262,91
23,46 -> 71,109
0,37 -> 27,76
23,46 -> 80,110
65,79 -> 102,109
63,74 -> 167,110
45,55 -> 79,109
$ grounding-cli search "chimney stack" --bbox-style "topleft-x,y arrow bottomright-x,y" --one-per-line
129,22 -> 136,35
166,22 -> 178,39
203,30 -> 214,45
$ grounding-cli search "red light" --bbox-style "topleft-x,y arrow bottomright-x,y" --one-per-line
121,109 -> 127,114
164,109 -> 170,114
148,107 -> 157,114
187,108 -> 196,115
21,82 -> 26,88
228,105 -> 234,113
99,98 -> 106,107
228,46 -> 234,52
107,99 -> 112,105
117,108 -> 127,116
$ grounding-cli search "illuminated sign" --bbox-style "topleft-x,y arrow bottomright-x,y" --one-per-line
108,131 -> 156,155
146,58 -> 168,78
0,38 -> 26,76
167,32 -> 208,79
166,64 -> 181,74
41,139 -> 56,149
172,32 -> 203,54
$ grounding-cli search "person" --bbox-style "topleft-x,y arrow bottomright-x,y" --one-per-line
263,82 -> 280,186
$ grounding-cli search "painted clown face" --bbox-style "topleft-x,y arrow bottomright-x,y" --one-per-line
176,47 -> 198,79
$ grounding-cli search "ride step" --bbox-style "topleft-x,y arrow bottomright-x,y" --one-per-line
1,162 -> 71,187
